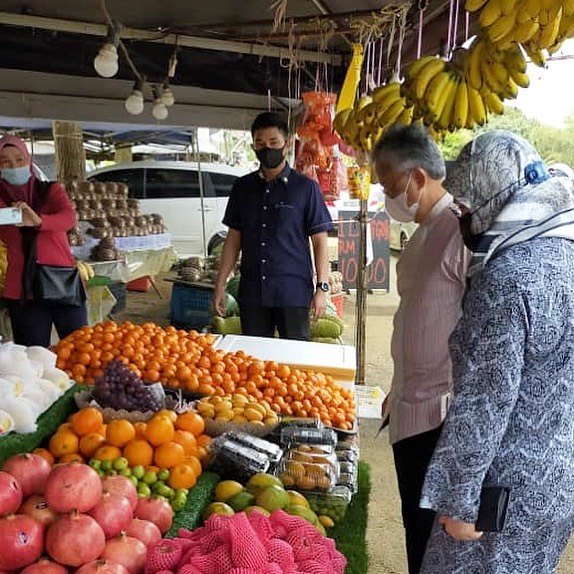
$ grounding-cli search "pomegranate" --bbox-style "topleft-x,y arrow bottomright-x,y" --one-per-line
101,476 -> 138,512
134,497 -> 173,534
102,533 -> 147,574
77,559 -> 129,574
89,492 -> 133,539
21,558 -> 68,574
124,518 -> 161,547
2,453 -> 51,496
0,471 -> 23,517
45,512 -> 106,567
21,495 -> 59,527
44,463 -> 102,513
0,514 -> 44,570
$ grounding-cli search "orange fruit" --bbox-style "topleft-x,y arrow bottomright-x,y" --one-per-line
154,441 -> 185,469
79,432 -> 106,458
134,422 -> 147,438
57,422 -> 74,433
183,455 -> 202,477
72,407 -> 104,436
196,434 -> 212,449
172,430 -> 197,456
123,439 -> 154,467
156,409 -> 178,423
32,448 -> 55,465
168,462 -> 197,490
49,430 -> 79,458
106,419 -> 136,448
93,445 -> 122,461
59,453 -> 85,464
96,424 -> 107,437
145,416 -> 175,447
145,465 -> 160,474
175,412 -> 205,436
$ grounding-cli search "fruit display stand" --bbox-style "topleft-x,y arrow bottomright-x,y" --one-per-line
0,384 -> 82,466
214,334 -> 357,389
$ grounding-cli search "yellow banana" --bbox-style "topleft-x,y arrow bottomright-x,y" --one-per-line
468,86 -> 487,126
564,0 -> 574,17
501,77 -> 519,99
538,9 -> 551,27
77,262 -> 89,282
504,45 -> 527,73
541,0 -> 556,10
548,42 -> 564,55
379,99 -> 408,127
397,106 -> 414,125
453,79 -> 469,130
333,109 -> 353,134
465,0 -> 489,12
525,43 -> 548,67
499,0 -> 518,15
481,58 -> 504,94
479,0 -> 502,27
516,10 -> 533,25
513,19 -> 540,44
559,13 -> 574,37
424,70 -> 453,115
372,82 -> 400,104
487,12 -> 517,43
403,56 -> 437,80
482,90 -> 504,115
436,76 -> 460,131
524,0 -> 541,17
374,89 -> 403,119
509,69 -> 530,88
85,263 -> 95,280
414,58 -> 446,101
466,38 -> 484,90
538,8 -> 562,48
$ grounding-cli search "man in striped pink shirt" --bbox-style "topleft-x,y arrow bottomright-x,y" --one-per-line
373,125 -> 471,574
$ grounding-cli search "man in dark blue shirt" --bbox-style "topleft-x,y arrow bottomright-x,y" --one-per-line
214,112 -> 333,340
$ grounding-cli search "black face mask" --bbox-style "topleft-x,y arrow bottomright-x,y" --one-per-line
458,212 -> 483,252
256,147 -> 285,170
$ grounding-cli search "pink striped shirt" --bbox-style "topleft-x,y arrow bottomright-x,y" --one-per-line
389,192 -> 471,444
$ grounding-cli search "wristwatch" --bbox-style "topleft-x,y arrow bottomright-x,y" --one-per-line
316,282 -> 330,292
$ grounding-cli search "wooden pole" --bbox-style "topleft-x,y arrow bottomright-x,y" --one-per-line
355,198 -> 368,385
52,120 -> 86,184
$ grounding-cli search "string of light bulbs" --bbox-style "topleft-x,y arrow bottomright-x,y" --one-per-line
94,0 -> 177,120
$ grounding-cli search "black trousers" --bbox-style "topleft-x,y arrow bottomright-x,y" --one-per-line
240,306 -> 310,340
7,300 -> 88,347
392,425 -> 443,574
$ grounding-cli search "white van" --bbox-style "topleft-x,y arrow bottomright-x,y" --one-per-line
87,161 -> 249,258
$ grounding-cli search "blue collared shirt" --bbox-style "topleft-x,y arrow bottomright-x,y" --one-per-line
223,164 -> 333,308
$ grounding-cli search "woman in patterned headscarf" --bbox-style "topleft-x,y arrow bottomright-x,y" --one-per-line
419,130 -> 574,574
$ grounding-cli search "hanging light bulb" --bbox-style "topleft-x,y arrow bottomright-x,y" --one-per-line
161,83 -> 175,107
125,79 -> 145,115
152,85 -> 169,120
94,26 -> 120,78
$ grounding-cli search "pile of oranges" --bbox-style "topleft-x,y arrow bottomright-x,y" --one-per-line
54,321 -> 356,431
41,406 -> 211,490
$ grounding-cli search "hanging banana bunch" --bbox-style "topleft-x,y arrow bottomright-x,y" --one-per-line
466,0 -> 574,65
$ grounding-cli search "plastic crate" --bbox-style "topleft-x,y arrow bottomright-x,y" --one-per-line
170,283 -> 213,329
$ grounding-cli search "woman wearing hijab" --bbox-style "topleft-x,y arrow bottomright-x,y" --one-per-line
419,130 -> 574,574
0,135 -> 87,347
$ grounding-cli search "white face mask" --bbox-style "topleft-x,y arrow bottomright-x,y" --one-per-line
385,172 -> 420,223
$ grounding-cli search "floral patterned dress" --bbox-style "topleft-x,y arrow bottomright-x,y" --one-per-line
419,237 -> 574,574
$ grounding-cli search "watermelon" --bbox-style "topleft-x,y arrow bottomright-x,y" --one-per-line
226,275 -> 240,300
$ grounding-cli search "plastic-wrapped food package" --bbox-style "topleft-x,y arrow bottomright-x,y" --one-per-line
279,427 -> 338,448
278,457 -> 338,492
205,436 -> 270,482
347,165 -> 371,200
224,430 -> 283,465
305,485 -> 353,522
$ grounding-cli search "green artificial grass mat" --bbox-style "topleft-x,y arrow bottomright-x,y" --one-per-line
0,384 -> 84,466
331,461 -> 371,574
166,471 -> 220,537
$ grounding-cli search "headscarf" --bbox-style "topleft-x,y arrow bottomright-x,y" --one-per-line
0,135 -> 36,205
445,130 -> 574,276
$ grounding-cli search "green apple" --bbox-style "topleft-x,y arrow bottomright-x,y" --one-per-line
137,483 -> 152,497
142,471 -> 158,485
132,465 -> 145,480
100,460 -> 113,472
113,457 -> 129,471
157,469 -> 170,482
89,458 -> 101,471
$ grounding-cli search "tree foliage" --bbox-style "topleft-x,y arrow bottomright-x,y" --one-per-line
437,107 -> 574,167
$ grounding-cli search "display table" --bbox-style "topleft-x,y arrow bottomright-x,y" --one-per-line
214,335 -> 356,387
71,233 -> 173,261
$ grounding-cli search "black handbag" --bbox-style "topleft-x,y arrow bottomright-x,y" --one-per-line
475,486 -> 511,532
33,264 -> 86,307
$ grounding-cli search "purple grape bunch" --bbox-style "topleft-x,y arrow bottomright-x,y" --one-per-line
92,360 -> 161,412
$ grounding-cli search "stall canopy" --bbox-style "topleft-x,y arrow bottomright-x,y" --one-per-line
0,1 -> 466,129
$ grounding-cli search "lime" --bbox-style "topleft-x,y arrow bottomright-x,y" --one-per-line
137,483 -> 152,497
157,469 -> 170,482
129,475 -> 139,487
171,498 -> 186,512
151,481 -> 165,494
119,468 -> 132,478
113,457 -> 129,471
176,489 -> 188,498
89,458 -> 101,471
132,465 -> 145,480
142,471 -> 158,485
100,460 -> 112,472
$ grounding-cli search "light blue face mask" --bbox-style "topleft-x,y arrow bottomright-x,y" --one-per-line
1,166 -> 31,186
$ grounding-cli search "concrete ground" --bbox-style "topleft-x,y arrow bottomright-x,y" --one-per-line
121,258 -> 573,573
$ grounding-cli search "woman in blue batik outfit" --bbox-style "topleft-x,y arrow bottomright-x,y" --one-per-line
419,130 -> 574,574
